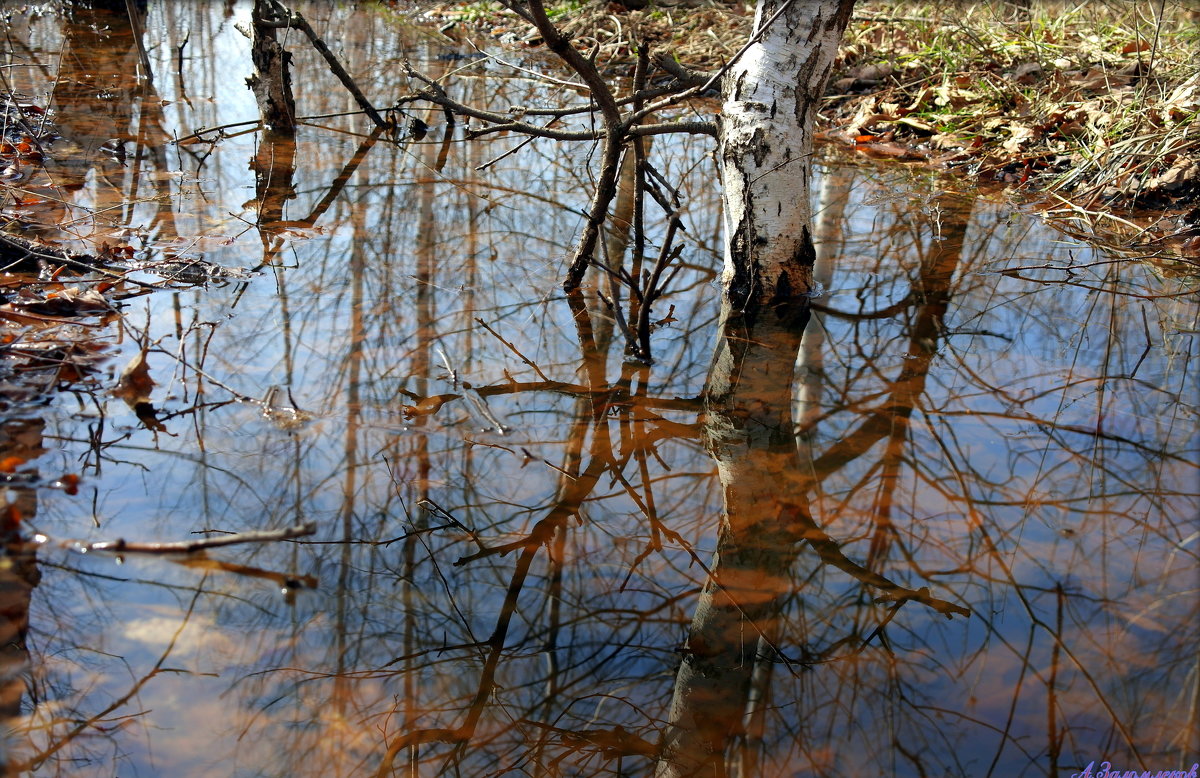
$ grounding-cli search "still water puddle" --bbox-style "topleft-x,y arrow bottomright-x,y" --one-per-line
1,3 -> 1197,776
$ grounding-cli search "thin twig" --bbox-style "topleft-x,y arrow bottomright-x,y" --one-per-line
474,317 -> 551,381
61,522 -> 317,554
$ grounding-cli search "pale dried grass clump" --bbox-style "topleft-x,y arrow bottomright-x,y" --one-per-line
832,0 -> 1200,205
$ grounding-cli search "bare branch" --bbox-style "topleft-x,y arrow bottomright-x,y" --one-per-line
652,51 -> 714,89
263,0 -> 388,128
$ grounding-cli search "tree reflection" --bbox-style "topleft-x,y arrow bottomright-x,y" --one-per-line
657,187 -> 973,778
0,421 -> 43,776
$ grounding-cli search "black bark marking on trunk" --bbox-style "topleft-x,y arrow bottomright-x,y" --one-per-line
727,206 -> 757,315
791,46 -> 830,126
752,134 -> 771,167
767,225 -> 815,331
727,70 -> 749,103
805,9 -> 824,43
827,0 -> 857,32
794,224 -> 817,269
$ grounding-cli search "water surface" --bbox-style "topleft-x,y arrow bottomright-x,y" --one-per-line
0,3 -> 1196,776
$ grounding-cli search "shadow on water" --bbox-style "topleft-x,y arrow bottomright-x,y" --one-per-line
1,3 -> 1197,776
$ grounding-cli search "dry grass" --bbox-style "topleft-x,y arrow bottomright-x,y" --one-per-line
833,1 -> 1200,206
427,0 -> 1200,208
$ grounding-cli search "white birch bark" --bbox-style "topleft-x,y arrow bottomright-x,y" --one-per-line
719,0 -> 855,319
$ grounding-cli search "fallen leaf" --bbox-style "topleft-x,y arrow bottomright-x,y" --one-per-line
402,393 -> 460,420
1070,68 -> 1122,92
1144,159 -> 1200,193
1012,62 -> 1042,84
894,116 -> 936,133
134,401 -> 170,433
831,76 -> 858,93
59,473 -> 81,495
1056,120 -> 1086,137
854,63 -> 894,81
855,141 -> 926,160
1002,125 -> 1037,154
113,351 -> 155,405
1163,72 -> 1200,119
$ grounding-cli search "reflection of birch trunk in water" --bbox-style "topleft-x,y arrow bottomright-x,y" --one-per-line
0,546 -> 36,773
796,166 -> 855,439
658,187 -> 978,776
726,166 -> 855,777
657,311 -> 814,778
586,137 -> 644,356
397,90 -> 443,769
657,2 -> 855,775
331,185 -> 368,738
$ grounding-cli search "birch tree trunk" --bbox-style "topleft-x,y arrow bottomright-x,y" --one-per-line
719,0 -> 855,321
656,3 -> 856,776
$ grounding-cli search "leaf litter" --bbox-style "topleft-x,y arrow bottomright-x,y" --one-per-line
425,0 -> 1200,214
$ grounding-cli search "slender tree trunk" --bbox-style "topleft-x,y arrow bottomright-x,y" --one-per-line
797,165 -> 854,440
719,0 -> 856,322
248,0 -> 296,133
656,3 -> 856,776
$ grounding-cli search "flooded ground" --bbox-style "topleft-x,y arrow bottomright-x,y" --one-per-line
1,3 -> 1197,776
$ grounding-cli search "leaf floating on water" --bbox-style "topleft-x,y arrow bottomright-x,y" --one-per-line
12,287 -> 112,316
408,118 -> 428,141
112,351 -> 155,405
402,393 -> 460,420
134,401 -> 171,433
54,473 -> 81,495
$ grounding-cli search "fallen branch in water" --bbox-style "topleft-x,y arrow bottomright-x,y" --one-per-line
0,233 -> 162,290
1,232 -> 104,273
56,522 -> 318,554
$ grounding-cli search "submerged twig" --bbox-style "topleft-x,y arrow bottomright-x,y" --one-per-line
57,521 -> 317,554
474,317 -> 551,381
